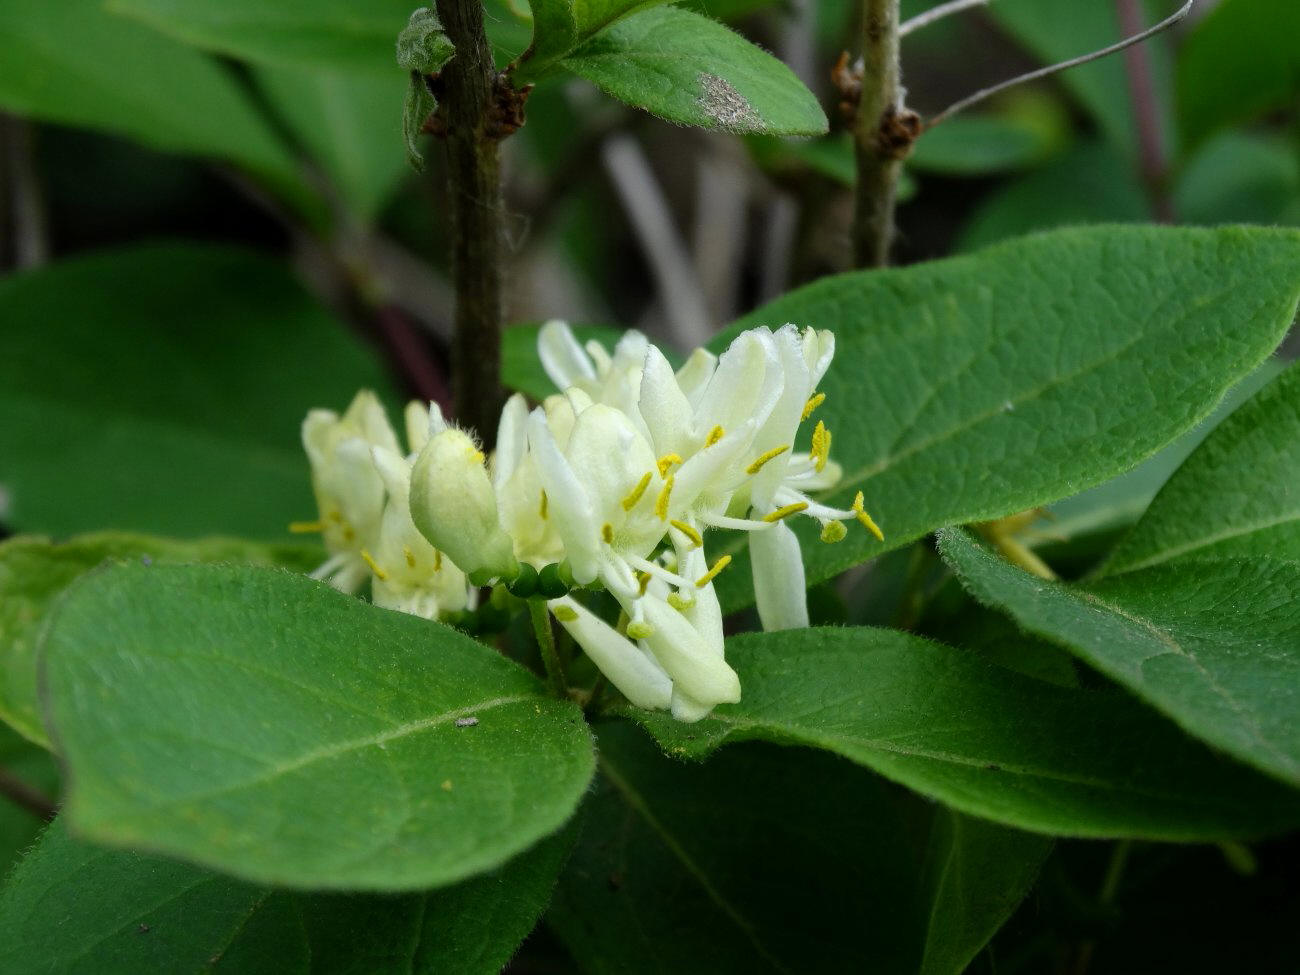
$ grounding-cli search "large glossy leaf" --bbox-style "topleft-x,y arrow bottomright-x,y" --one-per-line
1176,0 -> 1300,146
555,7 -> 828,136
42,564 -> 595,891
254,66 -> 409,222
0,819 -> 571,974
941,529 -> 1300,788
0,0 -> 300,196
0,243 -> 394,539
107,0 -> 416,73
0,533 -> 319,749
549,723 -> 1049,974
623,626 -> 1300,839
710,225 -> 1300,611
1105,363 -> 1300,573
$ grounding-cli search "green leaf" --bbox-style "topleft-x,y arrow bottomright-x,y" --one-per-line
549,723 -> 1049,974
42,564 -> 595,890
555,7 -> 828,136
0,818 -> 572,974
988,0 -> 1174,159
0,0 -> 300,196
956,142 -> 1148,253
1176,0 -> 1300,147
1174,132 -> 1300,227
623,626 -> 1300,839
522,0 -> 676,73
0,725 -> 57,872
0,533 -> 320,749
108,0 -> 419,73
0,243 -> 394,539
1105,363 -> 1300,573
255,65 -> 410,219
908,115 -> 1056,176
940,528 -> 1300,789
712,225 -> 1300,611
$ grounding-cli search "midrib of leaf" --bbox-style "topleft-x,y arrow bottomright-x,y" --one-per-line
204,889 -> 276,971
1111,509 -> 1300,573
597,752 -> 793,975
125,694 -> 536,810
1074,587 -> 1296,777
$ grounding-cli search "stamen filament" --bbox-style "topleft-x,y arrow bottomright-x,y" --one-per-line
762,501 -> 809,522
360,549 -> 388,581
626,555 -> 690,589
695,555 -> 732,588
621,471 -> 653,510
701,512 -> 777,531
746,444 -> 790,475
669,519 -> 703,547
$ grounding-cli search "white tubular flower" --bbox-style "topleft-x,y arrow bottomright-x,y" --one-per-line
547,596 -> 672,710
366,444 -> 472,620
300,390 -> 400,592
410,427 -> 519,585
493,393 -> 567,569
537,320 -> 649,435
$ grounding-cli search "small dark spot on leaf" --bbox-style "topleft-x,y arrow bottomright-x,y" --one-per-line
985,763 -> 1001,772
140,556 -> 153,566
138,923 -> 151,934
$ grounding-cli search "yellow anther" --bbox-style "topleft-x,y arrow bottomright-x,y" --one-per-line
802,392 -> 826,422
621,471 -> 653,510
820,521 -> 848,544
656,453 -> 684,477
762,502 -> 808,523
360,549 -> 388,581
601,522 -> 615,544
853,491 -> 885,541
326,510 -> 344,523
539,489 -> 549,520
552,605 -> 579,622
404,545 -> 417,568
746,444 -> 790,475
636,570 -> 651,596
811,421 -> 831,473
288,520 -> 323,534
470,449 -> 486,465
342,526 -> 356,543
626,621 -> 655,639
667,592 -> 696,612
434,549 -> 443,572
655,475 -> 674,521
695,554 -> 732,588
669,519 -> 702,547
705,425 -> 725,447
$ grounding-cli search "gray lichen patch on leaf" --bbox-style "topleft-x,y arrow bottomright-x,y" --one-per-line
697,73 -> 762,131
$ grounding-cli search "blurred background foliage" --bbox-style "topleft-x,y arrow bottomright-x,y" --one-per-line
1,0 -> 1297,970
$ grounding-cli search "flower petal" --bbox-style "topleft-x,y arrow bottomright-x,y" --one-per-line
549,597 -> 672,710
750,518 -> 809,631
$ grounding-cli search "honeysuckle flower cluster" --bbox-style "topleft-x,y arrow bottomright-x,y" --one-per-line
298,322 -> 882,722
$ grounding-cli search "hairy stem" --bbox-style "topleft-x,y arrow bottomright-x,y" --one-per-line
529,599 -> 566,696
851,0 -> 904,268
436,0 -> 506,445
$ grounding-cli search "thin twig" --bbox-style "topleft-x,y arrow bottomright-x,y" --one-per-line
1115,0 -> 1176,221
928,0 -> 1194,128
851,0 -> 906,268
601,133 -> 712,349
0,767 -> 56,822
899,0 -> 992,38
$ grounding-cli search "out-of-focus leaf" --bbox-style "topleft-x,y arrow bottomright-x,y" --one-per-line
255,65 -> 410,219
908,115 -> 1056,176
625,626 -> 1300,839
0,243 -> 394,540
549,724 -> 1049,974
941,529 -> 1300,789
1105,363 -> 1300,572
1174,131 -> 1300,227
0,0 -> 301,201
0,533 -> 320,749
1177,0 -> 1300,146
957,143 -> 1148,253
554,7 -> 827,135
0,819 -> 572,974
43,564 -> 595,890
502,323 -> 628,401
